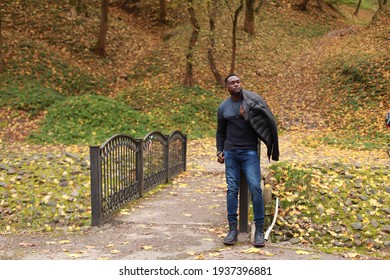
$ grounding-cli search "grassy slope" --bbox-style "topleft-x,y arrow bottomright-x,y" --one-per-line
1,0 -> 387,145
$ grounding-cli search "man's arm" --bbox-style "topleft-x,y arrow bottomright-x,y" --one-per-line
216,111 -> 227,153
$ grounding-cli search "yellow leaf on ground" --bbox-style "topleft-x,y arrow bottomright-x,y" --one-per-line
59,240 -> 70,244
325,208 -> 335,215
208,252 -> 220,257
295,250 -> 311,255
241,248 -> 262,253
110,249 -> 121,254
120,210 -> 131,215
241,248 -> 274,256
141,245 -> 153,250
202,238 -> 213,241
68,254 -> 82,259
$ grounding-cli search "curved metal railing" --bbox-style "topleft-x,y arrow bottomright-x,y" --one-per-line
90,131 -> 187,225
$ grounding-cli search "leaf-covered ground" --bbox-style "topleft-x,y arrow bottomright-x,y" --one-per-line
0,1 -> 389,259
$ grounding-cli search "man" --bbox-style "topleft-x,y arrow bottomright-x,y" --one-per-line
216,73 -> 279,247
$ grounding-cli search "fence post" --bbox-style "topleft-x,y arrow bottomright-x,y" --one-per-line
136,139 -> 144,198
165,135 -> 170,182
90,146 -> 102,226
183,134 -> 187,172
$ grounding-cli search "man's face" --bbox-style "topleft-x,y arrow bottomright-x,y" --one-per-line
226,76 -> 242,96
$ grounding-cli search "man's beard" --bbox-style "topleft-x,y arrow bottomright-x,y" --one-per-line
231,89 -> 242,98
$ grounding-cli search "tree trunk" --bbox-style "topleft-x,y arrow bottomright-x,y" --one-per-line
317,0 -> 323,11
354,0 -> 362,15
208,0 -> 223,86
378,0 -> 383,10
255,0 -> 264,13
159,0 -> 167,23
229,0 -> 243,74
244,0 -> 256,36
297,0 -> 310,11
93,0 -> 109,57
0,11 -> 4,73
184,0 -> 200,87
244,0 -> 255,35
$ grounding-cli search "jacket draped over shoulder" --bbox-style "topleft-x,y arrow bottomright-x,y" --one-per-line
242,90 -> 279,161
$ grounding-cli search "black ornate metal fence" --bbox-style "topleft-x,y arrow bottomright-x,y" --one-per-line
90,130 -> 187,226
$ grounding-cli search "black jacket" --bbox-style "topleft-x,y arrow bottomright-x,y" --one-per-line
242,90 -> 279,161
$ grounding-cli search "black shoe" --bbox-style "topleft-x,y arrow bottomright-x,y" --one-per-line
252,224 -> 266,247
223,222 -> 238,245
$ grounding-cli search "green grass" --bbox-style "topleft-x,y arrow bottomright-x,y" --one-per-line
332,0 -> 377,10
120,85 -> 223,139
28,94 -> 155,145
0,78 -> 65,117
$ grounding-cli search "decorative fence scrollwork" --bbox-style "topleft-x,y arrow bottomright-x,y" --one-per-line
90,130 -> 187,225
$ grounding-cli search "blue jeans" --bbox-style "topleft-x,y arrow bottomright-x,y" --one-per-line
224,150 -> 264,225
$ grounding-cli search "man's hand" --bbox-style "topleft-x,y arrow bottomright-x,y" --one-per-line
217,151 -> 224,164
239,105 -> 245,116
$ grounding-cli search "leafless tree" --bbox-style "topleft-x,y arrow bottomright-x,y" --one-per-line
296,0 -> 310,11
354,0 -> 362,15
225,0 -> 244,74
184,0 -> 200,87
378,0 -> 383,10
93,0 -> 109,57
244,0 -> 256,35
207,0 -> 223,86
159,0 -> 167,23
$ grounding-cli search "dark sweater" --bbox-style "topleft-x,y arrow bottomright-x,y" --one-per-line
216,97 -> 259,152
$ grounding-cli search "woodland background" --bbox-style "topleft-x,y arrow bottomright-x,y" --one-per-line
0,0 -> 389,259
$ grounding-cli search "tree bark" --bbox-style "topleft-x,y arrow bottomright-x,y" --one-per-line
354,0 -> 362,15
159,0 -> 167,23
93,0 -> 109,57
378,0 -> 383,10
297,0 -> 310,11
317,0 -> 323,11
244,0 -> 255,35
208,0 -> 223,86
229,0 -> 243,74
255,0 -> 264,13
184,0 -> 200,87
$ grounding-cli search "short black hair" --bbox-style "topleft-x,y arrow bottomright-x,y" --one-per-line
224,73 -> 239,84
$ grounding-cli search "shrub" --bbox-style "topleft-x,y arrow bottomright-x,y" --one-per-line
0,80 -> 65,117
28,94 -> 155,145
